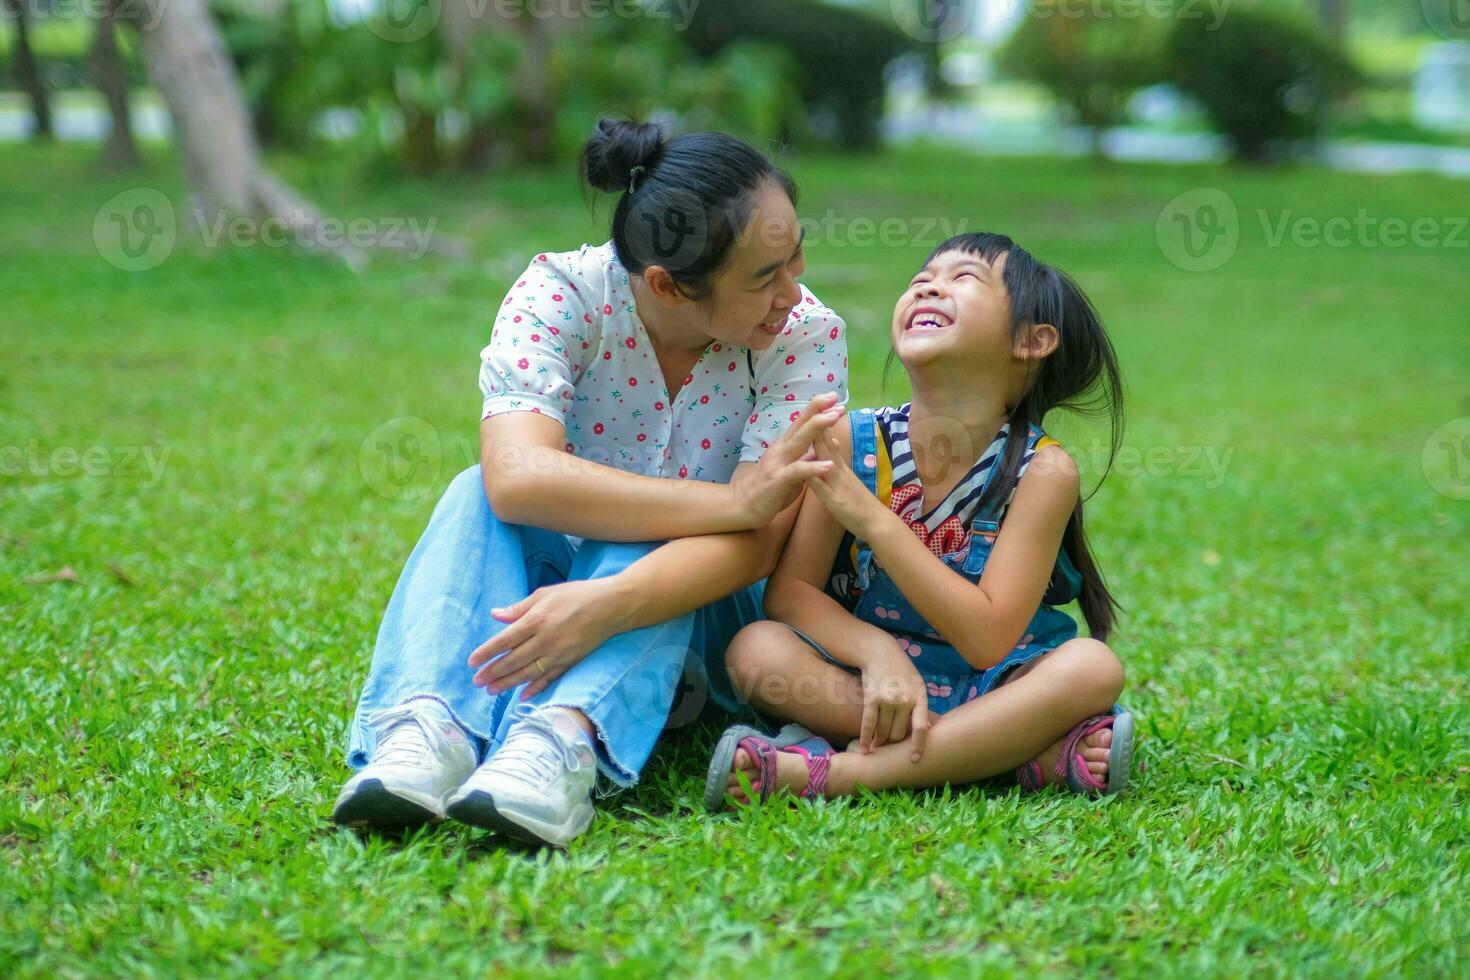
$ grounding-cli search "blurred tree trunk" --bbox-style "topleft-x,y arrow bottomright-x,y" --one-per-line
133,0 -> 360,264
90,0 -> 138,170
3,0 -> 53,140
1319,0 -> 1347,39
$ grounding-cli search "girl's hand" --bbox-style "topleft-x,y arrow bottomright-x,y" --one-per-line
468,577 -> 634,698
857,640 -> 931,762
729,393 -> 846,528
804,427 -> 889,539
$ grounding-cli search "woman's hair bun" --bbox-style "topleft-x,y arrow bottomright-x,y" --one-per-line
581,118 -> 667,194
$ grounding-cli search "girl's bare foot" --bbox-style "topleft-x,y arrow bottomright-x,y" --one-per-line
1035,726 -> 1112,786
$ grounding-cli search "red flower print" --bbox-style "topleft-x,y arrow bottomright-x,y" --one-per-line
785,354 -> 796,365
678,465 -> 688,478
604,304 -> 614,315
760,386 -> 768,395
628,377 -> 638,386
517,358 -> 529,370
549,326 -> 560,335
537,253 -> 548,262
804,295 -> 816,304
712,344 -> 722,353
699,395 -> 710,405
565,443 -> 575,453
518,280 -> 527,287
530,334 -> 541,343
789,411 -> 799,422
513,315 -> 522,323
683,374 -> 694,386
654,401 -> 665,411
728,362 -> 737,372
829,326 -> 839,340
827,373 -> 835,383
603,351 -> 613,361
584,314 -> 593,324
581,342 -> 589,350
785,393 -> 796,401
701,438 -> 712,450
636,433 -> 647,442
531,408 -> 541,415
749,414 -> 758,424
625,337 -> 637,349
594,423 -> 605,435
551,293 -> 564,302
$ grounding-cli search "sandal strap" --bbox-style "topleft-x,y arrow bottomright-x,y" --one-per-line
736,736 -> 778,803
787,738 -> 834,799
1054,715 -> 1114,791
1015,759 -> 1046,792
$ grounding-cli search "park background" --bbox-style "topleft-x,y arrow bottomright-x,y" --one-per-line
2,0 -> 1468,974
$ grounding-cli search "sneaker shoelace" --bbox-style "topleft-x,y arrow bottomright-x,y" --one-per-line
366,701 -> 456,768
491,705 -> 587,785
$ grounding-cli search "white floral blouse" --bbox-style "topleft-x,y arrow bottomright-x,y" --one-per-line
479,242 -> 849,483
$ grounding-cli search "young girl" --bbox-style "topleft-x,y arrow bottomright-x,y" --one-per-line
704,232 -> 1134,808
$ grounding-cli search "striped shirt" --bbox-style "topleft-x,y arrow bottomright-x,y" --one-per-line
876,404 -> 1009,558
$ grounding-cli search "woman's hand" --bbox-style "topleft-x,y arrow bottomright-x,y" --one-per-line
803,427 -> 890,539
729,393 -> 846,529
468,577 -> 634,698
856,638 -> 931,762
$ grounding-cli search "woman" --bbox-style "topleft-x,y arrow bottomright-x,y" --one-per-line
332,119 -> 849,847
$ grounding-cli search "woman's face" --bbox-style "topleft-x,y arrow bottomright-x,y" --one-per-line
693,181 -> 806,351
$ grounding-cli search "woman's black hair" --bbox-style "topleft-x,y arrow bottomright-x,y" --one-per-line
891,232 -> 1125,641
580,118 -> 797,300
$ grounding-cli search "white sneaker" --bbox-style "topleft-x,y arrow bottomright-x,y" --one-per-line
332,698 -> 477,830
444,704 -> 597,848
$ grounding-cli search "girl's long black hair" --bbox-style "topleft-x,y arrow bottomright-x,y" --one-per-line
894,232 -> 1125,641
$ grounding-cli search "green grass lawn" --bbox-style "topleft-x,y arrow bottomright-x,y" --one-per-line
2,141 -> 1467,975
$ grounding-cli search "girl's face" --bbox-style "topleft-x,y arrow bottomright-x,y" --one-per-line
692,181 -> 807,351
891,248 -> 1015,372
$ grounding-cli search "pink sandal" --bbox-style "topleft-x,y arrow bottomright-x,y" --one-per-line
719,726 -> 834,808
1017,711 -> 1135,796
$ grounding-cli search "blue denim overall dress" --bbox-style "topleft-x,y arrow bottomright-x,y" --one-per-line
822,409 -> 1085,716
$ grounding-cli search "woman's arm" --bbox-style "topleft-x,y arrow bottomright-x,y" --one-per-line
812,438 -> 1080,671
469,474 -> 803,697
480,395 -> 843,542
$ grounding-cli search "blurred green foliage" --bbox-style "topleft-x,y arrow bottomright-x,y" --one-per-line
1168,9 -> 1362,163
996,0 -> 1171,138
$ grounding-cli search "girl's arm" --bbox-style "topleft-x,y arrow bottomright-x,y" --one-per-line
810,435 -> 1080,671
763,416 -> 933,757
480,396 -> 842,542
762,416 -> 914,670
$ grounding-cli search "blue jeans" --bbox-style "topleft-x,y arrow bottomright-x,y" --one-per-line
347,466 -> 762,789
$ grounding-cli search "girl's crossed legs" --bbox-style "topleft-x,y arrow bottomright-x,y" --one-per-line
723,621 -> 1125,800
